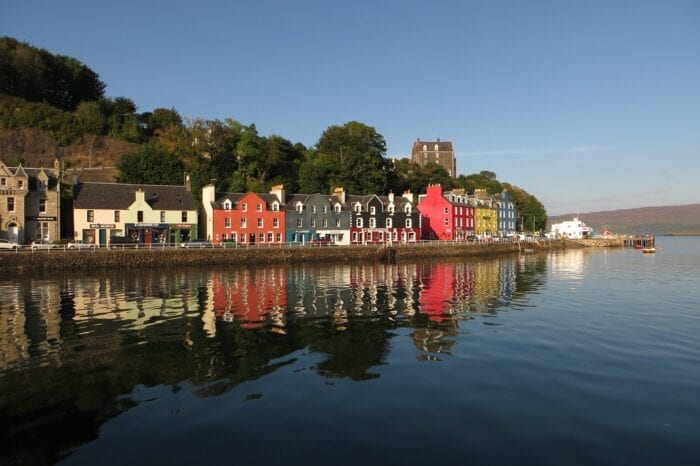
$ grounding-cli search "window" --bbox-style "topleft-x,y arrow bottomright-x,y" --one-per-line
37,222 -> 49,240
405,205 -> 411,214
232,232 -> 237,242
223,200 -> 231,210
323,205 -> 328,213
242,203 -> 247,211
444,207 -> 449,214
388,205 -> 394,214
386,218 -> 393,228
355,204 -> 361,213
267,233 -> 273,242
312,205 -> 316,214
352,232 -> 358,242
323,218 -> 328,227
114,211 -> 120,222
272,202 -> 279,211
87,210 -> 94,222
310,218 -> 316,228
335,219 -> 341,227
296,203 -> 303,213
406,219 -> 412,228
369,218 -> 376,228
257,203 -> 262,212
137,211 -> 143,222
38,198 -> 46,213
7,197 -> 14,212
334,204 -> 341,213
160,211 -> 166,222
443,218 -> 449,226
357,218 -> 363,228
241,218 -> 247,228
257,218 -> 263,227
225,217 -> 231,228
276,233 -> 281,242
296,218 -> 303,228
38,180 -> 46,192
259,233 -> 265,242
240,234 -> 246,243
273,218 -> 279,228
370,206 -> 376,215
0,178 -> 5,186
18,180 -> 24,190
181,211 -> 187,222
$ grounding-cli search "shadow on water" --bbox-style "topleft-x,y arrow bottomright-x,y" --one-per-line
0,253 -> 549,465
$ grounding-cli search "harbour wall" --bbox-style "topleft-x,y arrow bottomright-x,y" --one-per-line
0,238 -> 595,276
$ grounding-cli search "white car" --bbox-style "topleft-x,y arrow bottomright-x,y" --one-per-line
31,240 -> 58,251
67,240 -> 96,250
0,239 -> 20,251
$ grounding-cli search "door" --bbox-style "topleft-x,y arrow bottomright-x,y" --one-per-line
249,233 -> 255,245
99,229 -> 106,246
8,223 -> 18,243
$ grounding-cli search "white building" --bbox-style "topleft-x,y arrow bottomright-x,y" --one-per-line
549,217 -> 593,239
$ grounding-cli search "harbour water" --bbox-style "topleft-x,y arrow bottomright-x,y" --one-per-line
1,237 -> 699,465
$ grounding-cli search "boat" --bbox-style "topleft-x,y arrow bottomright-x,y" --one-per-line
642,247 -> 656,254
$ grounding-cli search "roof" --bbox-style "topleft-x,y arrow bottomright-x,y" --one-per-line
412,139 -> 454,152
73,182 -> 197,210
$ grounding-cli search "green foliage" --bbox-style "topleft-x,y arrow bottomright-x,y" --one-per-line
503,182 -> 548,232
390,158 -> 454,195
455,171 -> 503,194
314,121 -> 392,194
0,36 -> 105,110
117,144 -> 184,185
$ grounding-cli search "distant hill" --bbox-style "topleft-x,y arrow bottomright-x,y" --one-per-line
549,204 -> 700,236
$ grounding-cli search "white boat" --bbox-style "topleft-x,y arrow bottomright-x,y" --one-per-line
642,247 -> 656,254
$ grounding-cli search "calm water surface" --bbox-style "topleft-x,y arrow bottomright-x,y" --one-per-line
1,237 -> 699,465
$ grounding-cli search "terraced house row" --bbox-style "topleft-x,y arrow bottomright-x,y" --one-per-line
0,162 -> 519,246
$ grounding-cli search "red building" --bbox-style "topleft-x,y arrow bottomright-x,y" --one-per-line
417,184 -> 474,240
202,184 -> 286,245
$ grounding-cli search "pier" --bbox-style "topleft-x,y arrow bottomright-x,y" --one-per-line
623,235 -> 656,248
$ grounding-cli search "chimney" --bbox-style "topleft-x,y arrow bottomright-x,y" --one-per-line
388,191 -> 394,203
333,187 -> 346,204
185,174 -> 191,192
135,189 -> 145,203
402,190 -> 413,204
201,184 -> 216,242
270,184 -> 285,204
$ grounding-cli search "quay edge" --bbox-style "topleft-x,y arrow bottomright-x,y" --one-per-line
0,239 -> 601,276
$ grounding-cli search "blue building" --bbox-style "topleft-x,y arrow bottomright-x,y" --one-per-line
495,191 -> 518,238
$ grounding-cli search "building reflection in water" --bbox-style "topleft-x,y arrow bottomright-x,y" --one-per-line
0,257 -> 538,374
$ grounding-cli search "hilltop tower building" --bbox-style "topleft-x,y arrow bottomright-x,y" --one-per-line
411,138 -> 456,177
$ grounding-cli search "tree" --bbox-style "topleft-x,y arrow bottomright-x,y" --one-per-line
390,158 -> 454,195
503,183 -> 548,232
117,144 -> 184,185
455,171 -> 503,194
315,121 -> 391,194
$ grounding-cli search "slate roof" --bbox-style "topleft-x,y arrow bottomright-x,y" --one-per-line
73,182 -> 197,210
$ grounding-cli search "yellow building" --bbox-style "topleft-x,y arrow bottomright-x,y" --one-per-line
470,189 -> 497,237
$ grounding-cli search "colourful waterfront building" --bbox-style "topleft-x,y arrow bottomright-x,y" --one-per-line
469,189 -> 497,238
72,181 -> 198,246
201,184 -> 286,245
494,191 -> 518,238
285,188 -> 350,245
417,184 -> 475,241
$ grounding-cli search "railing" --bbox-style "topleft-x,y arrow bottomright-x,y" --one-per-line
9,236 -> 551,253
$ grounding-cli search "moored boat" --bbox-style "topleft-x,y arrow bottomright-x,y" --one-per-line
642,247 -> 656,253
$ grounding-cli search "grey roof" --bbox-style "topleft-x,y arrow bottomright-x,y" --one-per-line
73,182 -> 197,210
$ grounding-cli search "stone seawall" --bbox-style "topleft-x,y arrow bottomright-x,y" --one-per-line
0,239 -> 590,276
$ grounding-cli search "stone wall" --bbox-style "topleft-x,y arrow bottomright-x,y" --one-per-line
0,239 -> 595,276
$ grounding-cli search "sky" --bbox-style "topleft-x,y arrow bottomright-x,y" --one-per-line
2,0 -> 699,215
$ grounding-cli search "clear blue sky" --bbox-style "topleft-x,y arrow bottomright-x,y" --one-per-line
3,0 -> 699,214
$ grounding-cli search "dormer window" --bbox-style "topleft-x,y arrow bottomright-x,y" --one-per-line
434,144 -> 439,151
242,203 -> 247,211
272,202 -> 279,211
334,204 -> 341,213
354,203 -> 362,213
223,200 -> 232,210
296,202 -> 303,213
387,205 -> 395,214
405,205 -> 412,214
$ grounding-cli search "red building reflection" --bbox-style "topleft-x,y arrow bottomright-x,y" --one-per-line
417,263 -> 476,322
211,268 -> 287,329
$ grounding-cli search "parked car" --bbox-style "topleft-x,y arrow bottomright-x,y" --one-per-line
309,238 -> 334,246
31,240 -> 58,251
180,239 -> 212,248
67,239 -> 97,250
0,239 -> 20,251
109,236 -> 140,249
